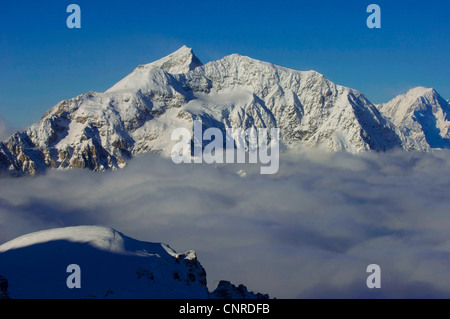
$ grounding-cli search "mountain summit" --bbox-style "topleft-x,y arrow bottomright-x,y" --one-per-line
377,87 -> 450,150
107,45 -> 203,92
0,46 -> 448,176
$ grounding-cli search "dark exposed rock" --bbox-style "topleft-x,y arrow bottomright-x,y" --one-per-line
0,275 -> 10,299
210,280 -> 269,299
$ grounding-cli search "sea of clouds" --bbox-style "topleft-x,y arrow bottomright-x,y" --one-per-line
1,147 -> 450,298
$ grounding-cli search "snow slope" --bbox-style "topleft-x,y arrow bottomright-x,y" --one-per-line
0,226 -> 267,299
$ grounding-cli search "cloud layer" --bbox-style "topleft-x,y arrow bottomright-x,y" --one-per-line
1,148 -> 450,298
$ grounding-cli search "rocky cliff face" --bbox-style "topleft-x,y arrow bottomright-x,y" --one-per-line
0,46 -> 448,176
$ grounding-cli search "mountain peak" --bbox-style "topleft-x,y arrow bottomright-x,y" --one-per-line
379,86 -> 439,115
405,86 -> 436,98
143,45 -> 203,74
377,87 -> 449,150
106,45 -> 202,92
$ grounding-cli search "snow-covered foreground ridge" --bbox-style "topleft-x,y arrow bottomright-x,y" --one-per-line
0,226 -> 268,299
0,46 -> 449,176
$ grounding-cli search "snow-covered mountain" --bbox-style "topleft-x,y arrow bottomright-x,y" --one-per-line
0,46 -> 447,176
376,87 -> 450,151
0,226 -> 268,299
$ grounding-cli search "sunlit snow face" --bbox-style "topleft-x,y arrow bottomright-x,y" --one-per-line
1,148 -> 450,298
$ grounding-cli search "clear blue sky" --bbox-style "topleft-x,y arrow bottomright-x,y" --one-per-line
0,0 -> 449,128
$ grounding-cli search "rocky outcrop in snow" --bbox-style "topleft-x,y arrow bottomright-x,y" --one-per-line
210,280 -> 269,299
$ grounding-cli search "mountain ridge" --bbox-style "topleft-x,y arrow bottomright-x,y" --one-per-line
0,46 -> 448,176
0,226 -> 269,299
